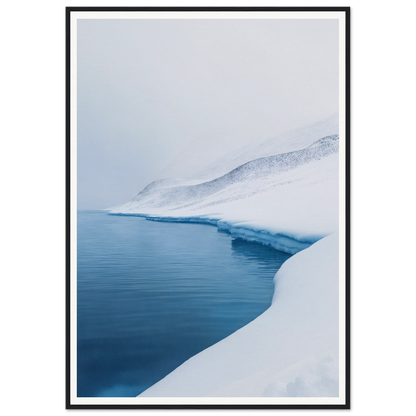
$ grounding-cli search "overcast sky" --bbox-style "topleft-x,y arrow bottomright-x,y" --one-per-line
77,17 -> 339,209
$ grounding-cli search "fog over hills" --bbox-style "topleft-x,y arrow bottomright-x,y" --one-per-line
159,113 -> 338,181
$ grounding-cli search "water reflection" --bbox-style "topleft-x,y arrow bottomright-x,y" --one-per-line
77,212 -> 292,397
231,237 -> 292,270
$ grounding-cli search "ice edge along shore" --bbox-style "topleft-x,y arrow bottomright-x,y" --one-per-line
108,212 -> 317,255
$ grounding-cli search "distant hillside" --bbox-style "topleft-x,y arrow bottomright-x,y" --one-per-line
113,134 -> 338,212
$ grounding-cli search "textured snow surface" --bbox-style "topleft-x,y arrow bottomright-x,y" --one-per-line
119,134 -> 338,211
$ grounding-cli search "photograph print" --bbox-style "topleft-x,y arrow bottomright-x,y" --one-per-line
67,7 -> 350,408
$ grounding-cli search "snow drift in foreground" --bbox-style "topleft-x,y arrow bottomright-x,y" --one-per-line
139,233 -> 339,397
110,115 -> 341,398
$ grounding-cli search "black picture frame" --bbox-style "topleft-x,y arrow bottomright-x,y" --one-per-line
61,2 -> 357,415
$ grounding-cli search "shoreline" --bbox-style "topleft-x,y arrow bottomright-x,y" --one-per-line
108,212 -> 318,255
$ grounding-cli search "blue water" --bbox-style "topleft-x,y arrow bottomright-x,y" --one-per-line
77,210 -> 291,397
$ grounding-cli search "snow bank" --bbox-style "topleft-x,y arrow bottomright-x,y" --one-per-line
218,223 -> 313,255
138,233 -> 339,397
109,213 -> 317,255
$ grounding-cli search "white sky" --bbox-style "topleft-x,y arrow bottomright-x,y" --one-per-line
77,17 -> 339,209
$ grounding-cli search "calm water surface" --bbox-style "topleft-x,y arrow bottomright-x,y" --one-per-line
77,210 -> 291,397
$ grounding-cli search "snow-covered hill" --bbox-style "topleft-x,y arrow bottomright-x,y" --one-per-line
110,114 -> 342,400
113,134 -> 338,213
110,125 -> 339,254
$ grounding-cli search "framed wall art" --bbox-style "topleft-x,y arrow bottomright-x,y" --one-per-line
66,6 -> 350,409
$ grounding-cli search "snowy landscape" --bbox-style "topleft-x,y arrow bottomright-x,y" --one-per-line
72,12 -> 346,405
109,113 -> 343,399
